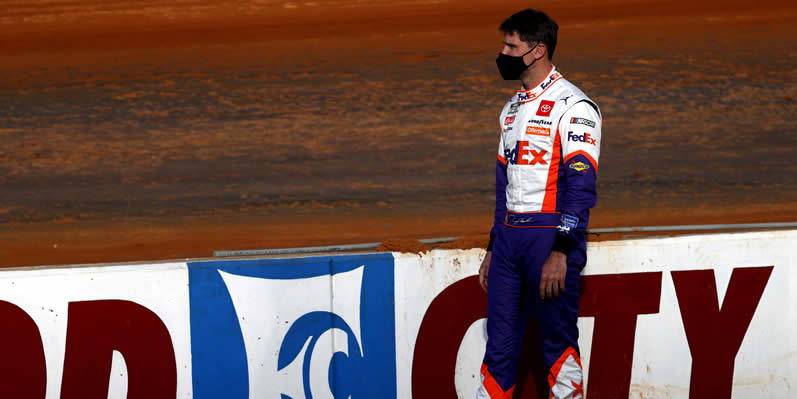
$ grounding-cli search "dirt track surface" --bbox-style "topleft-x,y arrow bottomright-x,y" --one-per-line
1,0 -> 796,267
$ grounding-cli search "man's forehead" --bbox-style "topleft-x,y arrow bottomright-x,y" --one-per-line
503,31 -> 522,42
502,32 -> 529,48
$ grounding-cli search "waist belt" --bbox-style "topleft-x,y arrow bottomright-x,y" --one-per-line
504,211 -> 561,228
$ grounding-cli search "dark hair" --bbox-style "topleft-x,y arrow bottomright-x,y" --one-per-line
499,9 -> 559,59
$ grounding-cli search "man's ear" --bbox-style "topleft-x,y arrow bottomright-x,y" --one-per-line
534,42 -> 548,60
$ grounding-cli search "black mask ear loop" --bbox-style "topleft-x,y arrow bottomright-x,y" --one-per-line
523,42 -> 538,57
523,42 -> 540,70
511,42 -> 540,85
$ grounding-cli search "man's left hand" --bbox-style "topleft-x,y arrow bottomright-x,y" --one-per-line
540,251 -> 567,299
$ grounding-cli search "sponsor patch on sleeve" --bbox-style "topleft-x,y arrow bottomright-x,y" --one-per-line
570,117 -> 596,128
569,161 -> 590,172
567,131 -> 597,145
557,214 -> 579,233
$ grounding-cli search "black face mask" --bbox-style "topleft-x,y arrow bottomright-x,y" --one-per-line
496,43 -> 538,80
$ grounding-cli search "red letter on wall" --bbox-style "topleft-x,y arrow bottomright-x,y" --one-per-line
412,276 -> 487,399
672,266 -> 773,399
412,273 -> 664,399
579,272 -> 663,399
0,301 -> 46,399
60,300 -> 177,399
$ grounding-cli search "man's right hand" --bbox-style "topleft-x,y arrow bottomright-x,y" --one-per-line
479,250 -> 492,293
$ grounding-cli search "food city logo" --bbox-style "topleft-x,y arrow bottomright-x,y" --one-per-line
504,115 -> 516,125
567,131 -> 597,145
0,253 -> 781,398
412,266 -> 775,399
188,254 -> 397,399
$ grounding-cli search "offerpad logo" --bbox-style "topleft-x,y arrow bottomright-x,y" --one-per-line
526,126 -> 551,137
536,100 -> 555,117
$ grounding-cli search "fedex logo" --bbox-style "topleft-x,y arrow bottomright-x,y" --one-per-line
505,141 -> 547,165
539,72 -> 561,90
518,92 -> 531,102
568,131 -> 597,145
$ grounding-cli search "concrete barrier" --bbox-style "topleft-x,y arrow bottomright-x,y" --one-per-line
0,230 -> 793,398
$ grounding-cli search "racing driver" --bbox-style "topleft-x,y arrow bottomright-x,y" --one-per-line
477,9 -> 602,399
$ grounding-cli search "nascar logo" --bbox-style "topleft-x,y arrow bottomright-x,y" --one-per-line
570,117 -> 596,128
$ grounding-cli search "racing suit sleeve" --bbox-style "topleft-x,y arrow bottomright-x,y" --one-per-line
488,129 -> 508,252
552,101 -> 602,254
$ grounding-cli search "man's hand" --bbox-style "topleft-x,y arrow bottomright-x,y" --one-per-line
540,251 -> 567,299
479,251 -> 492,293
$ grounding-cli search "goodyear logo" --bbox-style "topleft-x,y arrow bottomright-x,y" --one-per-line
528,118 -> 552,126
569,161 -> 590,172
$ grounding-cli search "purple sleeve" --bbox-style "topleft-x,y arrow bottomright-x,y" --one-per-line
551,153 -> 598,253
488,158 -> 508,251
552,101 -> 601,254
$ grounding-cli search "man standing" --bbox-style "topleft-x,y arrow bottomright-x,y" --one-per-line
477,9 -> 601,399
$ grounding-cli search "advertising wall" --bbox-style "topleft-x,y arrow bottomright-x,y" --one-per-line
0,230 -> 794,398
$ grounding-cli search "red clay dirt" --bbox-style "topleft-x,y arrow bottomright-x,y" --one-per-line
1,0 -> 795,266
